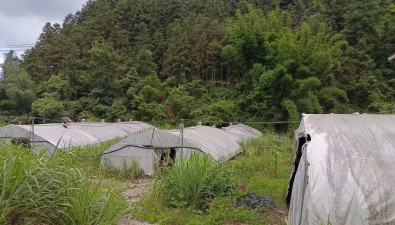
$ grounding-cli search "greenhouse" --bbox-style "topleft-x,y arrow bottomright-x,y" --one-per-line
101,124 -> 262,174
100,128 -> 197,174
222,123 -> 262,141
168,125 -> 251,162
286,114 -> 395,225
0,122 -> 153,155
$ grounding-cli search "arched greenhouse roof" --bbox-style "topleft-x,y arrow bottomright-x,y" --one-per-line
0,122 -> 153,154
222,123 -> 262,141
168,125 -> 243,162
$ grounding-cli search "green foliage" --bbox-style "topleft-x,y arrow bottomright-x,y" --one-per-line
101,160 -> 145,179
0,50 -> 20,80
0,144 -> 128,225
153,153 -> 234,210
136,102 -> 166,121
31,93 -> 65,118
318,87 -> 349,112
164,85 -> 195,119
135,198 -> 262,225
0,68 -> 36,114
199,100 -> 239,123
0,0 -> 393,129
134,133 -> 294,224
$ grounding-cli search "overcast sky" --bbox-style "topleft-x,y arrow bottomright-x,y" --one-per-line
0,0 -> 87,64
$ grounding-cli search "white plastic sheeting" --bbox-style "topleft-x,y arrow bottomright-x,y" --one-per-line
101,124 -> 262,173
100,128 -> 199,174
222,124 -> 262,142
288,114 -> 395,225
0,122 -> 153,154
168,125 -> 244,162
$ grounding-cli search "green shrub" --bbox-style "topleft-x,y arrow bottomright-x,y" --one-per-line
153,153 -> 234,209
0,144 -> 128,225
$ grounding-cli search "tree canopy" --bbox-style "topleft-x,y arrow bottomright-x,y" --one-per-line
1,0 -> 394,129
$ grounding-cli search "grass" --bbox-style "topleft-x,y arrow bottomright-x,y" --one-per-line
0,143 -> 129,225
101,160 -> 146,179
132,133 -> 294,225
0,131 -> 294,224
152,153 -> 234,209
58,140 -> 118,177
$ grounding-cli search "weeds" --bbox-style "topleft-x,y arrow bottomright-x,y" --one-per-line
153,153 -> 234,209
59,140 -> 118,176
240,133 -> 292,156
0,144 -> 128,225
101,160 -> 145,179
134,133 -> 294,224
0,132 -> 294,225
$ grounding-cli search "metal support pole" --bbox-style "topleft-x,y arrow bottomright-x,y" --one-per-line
180,119 -> 184,159
274,148 -> 278,179
31,117 -> 35,149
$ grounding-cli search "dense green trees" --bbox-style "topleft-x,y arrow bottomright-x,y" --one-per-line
0,0 -> 394,128
1,52 -> 36,115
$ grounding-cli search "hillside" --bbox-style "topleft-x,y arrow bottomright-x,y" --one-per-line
1,0 -> 394,129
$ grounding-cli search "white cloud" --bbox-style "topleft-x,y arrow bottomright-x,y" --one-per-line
0,0 -> 87,20
0,0 -> 87,51
0,14 -> 45,46
0,0 -> 87,75
0,56 -> 3,75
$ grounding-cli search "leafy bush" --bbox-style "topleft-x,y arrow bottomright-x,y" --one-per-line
0,144 -> 128,225
31,93 -> 65,119
153,153 -> 234,209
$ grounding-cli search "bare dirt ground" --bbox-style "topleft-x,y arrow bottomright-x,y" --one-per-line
117,179 -> 154,225
121,179 -> 152,203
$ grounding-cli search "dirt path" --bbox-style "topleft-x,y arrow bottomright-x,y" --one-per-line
117,179 -> 154,225
121,179 -> 151,203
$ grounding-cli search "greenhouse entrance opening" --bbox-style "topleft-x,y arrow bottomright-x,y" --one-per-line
158,148 -> 176,167
11,138 -> 31,148
285,135 -> 310,207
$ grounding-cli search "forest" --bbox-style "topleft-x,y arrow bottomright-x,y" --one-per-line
1,0 -> 394,128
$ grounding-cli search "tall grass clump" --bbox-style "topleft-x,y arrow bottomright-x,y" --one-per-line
153,153 -> 234,210
0,144 -> 128,225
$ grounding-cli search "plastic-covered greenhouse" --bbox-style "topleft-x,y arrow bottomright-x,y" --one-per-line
222,124 -> 263,141
286,114 -> 395,225
101,124 -> 262,174
101,128 -> 195,174
0,122 -> 153,155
